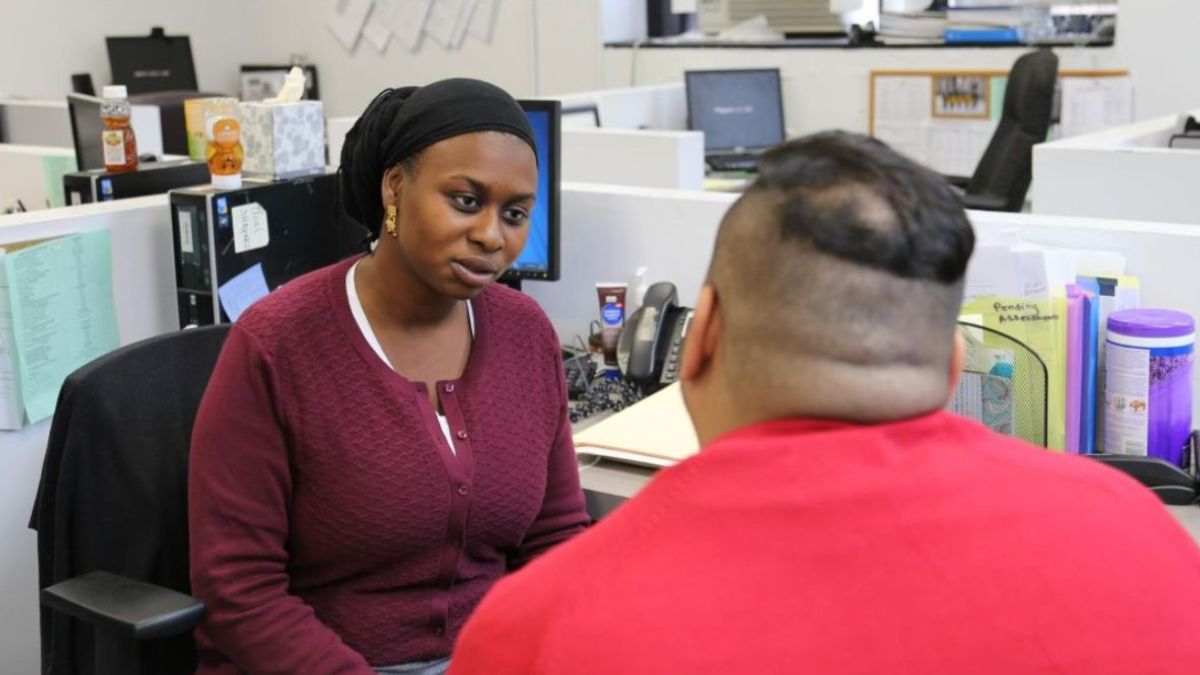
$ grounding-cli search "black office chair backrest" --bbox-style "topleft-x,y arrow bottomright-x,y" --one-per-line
966,49 -> 1059,212
70,73 -> 96,97
32,326 -> 230,675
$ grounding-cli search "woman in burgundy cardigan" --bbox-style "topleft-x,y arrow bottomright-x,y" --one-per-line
187,79 -> 590,675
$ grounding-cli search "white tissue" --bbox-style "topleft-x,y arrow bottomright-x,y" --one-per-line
266,67 -> 308,104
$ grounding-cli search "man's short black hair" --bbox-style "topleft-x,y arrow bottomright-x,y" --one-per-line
752,131 -> 974,285
708,131 -> 976,389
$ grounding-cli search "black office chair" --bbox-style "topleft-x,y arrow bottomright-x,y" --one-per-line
953,48 -> 1059,212
30,326 -> 230,675
70,73 -> 96,97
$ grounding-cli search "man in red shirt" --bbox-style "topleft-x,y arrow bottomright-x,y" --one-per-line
450,132 -> 1200,674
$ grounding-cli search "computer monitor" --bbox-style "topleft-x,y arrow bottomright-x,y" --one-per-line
507,100 -> 561,285
106,28 -> 198,95
562,104 -> 601,129
685,69 -> 786,152
67,94 -> 105,171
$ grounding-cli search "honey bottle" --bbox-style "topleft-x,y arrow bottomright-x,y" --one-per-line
100,85 -> 138,173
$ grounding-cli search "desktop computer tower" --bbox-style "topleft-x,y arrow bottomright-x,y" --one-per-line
63,160 -> 210,204
170,172 -> 369,328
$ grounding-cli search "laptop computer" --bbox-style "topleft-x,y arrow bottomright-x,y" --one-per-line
685,69 -> 786,173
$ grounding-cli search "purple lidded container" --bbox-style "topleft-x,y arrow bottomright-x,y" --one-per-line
1104,309 -> 1194,466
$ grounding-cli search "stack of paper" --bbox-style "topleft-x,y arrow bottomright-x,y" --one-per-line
958,231 -> 1142,453
573,383 -> 700,467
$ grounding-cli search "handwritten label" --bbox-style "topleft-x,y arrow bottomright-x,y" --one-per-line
231,202 -> 270,254
992,301 -> 1060,324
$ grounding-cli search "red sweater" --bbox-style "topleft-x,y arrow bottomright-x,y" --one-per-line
188,256 -> 589,674
451,412 -> 1200,674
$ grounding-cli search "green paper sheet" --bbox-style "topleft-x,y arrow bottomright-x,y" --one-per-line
40,155 -> 78,208
1,230 -> 119,423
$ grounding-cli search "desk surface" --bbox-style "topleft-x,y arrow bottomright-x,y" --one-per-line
580,456 -> 1200,545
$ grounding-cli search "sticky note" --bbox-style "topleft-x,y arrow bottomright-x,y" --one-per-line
217,263 -> 270,322
232,202 -> 270,253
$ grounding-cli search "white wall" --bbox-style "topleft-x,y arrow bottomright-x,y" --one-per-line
0,0 -> 278,100
2,0 -> 605,119
1115,0 -> 1200,120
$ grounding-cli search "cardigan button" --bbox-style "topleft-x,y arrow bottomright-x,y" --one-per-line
457,485 -> 470,496
456,430 -> 468,440
444,383 -> 455,393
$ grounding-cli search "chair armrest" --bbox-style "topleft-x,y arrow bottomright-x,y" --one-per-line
42,571 -> 205,639
961,192 -> 1012,212
1088,454 -> 1198,506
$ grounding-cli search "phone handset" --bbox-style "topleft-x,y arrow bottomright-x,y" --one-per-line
618,282 -> 680,387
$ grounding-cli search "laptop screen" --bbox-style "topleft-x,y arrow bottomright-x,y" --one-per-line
686,69 -> 785,153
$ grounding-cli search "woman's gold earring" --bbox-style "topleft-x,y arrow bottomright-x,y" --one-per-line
385,205 -> 398,239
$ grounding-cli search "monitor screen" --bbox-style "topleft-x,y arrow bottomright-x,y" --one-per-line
685,69 -> 785,152
507,100 -> 560,282
106,31 -> 198,95
67,94 -> 105,171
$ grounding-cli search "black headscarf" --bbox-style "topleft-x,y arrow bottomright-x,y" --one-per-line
338,78 -> 537,239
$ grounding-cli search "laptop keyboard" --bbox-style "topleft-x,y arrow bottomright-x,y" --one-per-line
707,153 -> 761,173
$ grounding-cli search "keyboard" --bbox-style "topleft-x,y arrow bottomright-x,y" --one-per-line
707,152 -> 761,173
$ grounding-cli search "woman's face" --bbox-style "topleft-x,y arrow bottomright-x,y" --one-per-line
383,131 -> 537,299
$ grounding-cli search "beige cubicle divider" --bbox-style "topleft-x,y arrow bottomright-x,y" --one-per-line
1031,110 -> 1200,226
0,145 -> 76,211
0,194 -> 181,674
869,69 -> 1132,177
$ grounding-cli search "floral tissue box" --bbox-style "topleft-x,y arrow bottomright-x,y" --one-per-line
239,100 -> 326,179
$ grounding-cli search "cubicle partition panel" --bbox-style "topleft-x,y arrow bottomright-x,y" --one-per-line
1032,110 -> 1200,226
531,183 -> 1200,425
0,144 -> 76,210
0,99 -> 73,147
326,115 -> 357,167
553,83 -> 688,131
562,128 -> 704,190
0,195 -> 180,675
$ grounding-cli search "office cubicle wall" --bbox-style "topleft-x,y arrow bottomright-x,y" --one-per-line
324,114 -> 704,190
0,99 -> 73,147
327,115 -> 356,167
562,128 -> 704,190
0,144 -> 76,210
0,196 -> 179,675
553,83 -> 687,131
527,183 -> 1200,421
0,98 -> 165,164
1032,110 -> 1200,226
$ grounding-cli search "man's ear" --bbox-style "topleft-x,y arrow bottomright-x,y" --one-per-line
948,328 -> 966,398
680,285 -> 720,385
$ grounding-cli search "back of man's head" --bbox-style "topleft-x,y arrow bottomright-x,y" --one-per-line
697,131 -> 975,424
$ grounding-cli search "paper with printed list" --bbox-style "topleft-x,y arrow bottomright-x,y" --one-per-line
392,0 -> 436,52
0,230 -> 119,426
467,0 -> 498,41
425,0 -> 476,48
326,0 -> 375,52
363,0 -> 398,52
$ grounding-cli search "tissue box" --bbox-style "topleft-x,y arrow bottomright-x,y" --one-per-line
239,100 -> 326,179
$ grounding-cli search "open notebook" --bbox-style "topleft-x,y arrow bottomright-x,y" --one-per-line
573,383 -> 701,468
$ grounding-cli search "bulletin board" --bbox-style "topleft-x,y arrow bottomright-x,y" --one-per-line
869,70 -> 1133,177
